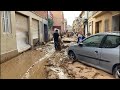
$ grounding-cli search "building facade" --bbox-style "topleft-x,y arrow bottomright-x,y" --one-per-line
66,25 -> 73,37
88,11 -> 120,35
32,11 -> 49,42
48,11 -> 53,40
64,19 -> 67,33
32,11 -> 48,20
72,17 -> 80,33
79,11 -> 89,36
51,11 -> 64,35
0,11 -> 48,63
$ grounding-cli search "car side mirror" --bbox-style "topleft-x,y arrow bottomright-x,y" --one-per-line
78,43 -> 83,47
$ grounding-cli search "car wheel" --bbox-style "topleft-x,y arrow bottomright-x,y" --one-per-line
68,51 -> 76,60
113,65 -> 120,79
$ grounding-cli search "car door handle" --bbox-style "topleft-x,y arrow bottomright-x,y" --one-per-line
95,51 -> 98,53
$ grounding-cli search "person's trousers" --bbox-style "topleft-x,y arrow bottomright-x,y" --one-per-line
54,41 -> 59,50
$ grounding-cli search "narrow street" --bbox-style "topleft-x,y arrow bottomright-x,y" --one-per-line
1,36 -> 114,79
1,11 -> 119,79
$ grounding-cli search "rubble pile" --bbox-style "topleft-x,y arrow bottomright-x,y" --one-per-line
45,49 -> 69,79
36,43 -> 54,54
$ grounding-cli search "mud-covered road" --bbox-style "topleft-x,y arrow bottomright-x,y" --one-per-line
45,47 -> 114,79
1,43 -> 55,79
0,37 -> 114,79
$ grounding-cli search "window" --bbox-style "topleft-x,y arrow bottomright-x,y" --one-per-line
104,19 -> 109,32
82,35 -> 104,47
2,11 -> 11,33
102,35 -> 120,48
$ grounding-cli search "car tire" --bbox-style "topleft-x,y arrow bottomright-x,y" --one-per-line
113,65 -> 120,79
68,51 -> 76,60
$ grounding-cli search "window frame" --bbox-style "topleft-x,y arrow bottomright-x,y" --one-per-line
2,11 -> 11,34
81,35 -> 105,48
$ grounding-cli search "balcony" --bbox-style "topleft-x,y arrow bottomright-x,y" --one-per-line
92,11 -> 107,18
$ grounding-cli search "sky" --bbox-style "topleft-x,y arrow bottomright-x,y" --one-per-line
63,11 -> 81,26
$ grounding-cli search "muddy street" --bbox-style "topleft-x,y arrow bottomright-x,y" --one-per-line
45,46 -> 114,79
0,37 -> 114,79
1,11 -> 120,79
1,43 -> 55,79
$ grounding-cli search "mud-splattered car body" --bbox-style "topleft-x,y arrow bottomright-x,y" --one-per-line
68,32 -> 120,78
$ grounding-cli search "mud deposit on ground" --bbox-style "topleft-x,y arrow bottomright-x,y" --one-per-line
45,48 -> 114,79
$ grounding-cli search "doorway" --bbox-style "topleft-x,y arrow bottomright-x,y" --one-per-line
44,24 -> 48,42
112,14 -> 120,31
95,21 -> 102,33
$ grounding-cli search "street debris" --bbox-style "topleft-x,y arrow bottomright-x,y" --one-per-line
45,41 -> 114,79
62,37 -> 76,43
1,37 -> 115,79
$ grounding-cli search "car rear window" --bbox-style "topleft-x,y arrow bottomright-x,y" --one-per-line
102,35 -> 120,48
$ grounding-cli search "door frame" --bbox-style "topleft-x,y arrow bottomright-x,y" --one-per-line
112,14 -> 120,31
95,20 -> 102,33
44,24 -> 48,42
15,12 -> 30,52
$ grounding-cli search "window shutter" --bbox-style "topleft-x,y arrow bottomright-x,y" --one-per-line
2,11 -> 6,32
104,19 -> 109,32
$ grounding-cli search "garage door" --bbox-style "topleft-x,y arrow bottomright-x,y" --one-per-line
32,19 -> 39,46
15,13 -> 31,52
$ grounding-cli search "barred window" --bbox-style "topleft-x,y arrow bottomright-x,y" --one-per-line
2,11 -> 11,33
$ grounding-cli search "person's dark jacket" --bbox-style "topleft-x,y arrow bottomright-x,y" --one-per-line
77,35 -> 85,43
53,32 -> 59,42
82,36 -> 85,40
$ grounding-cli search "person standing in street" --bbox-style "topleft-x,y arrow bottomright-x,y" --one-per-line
77,33 -> 85,44
53,30 -> 59,51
